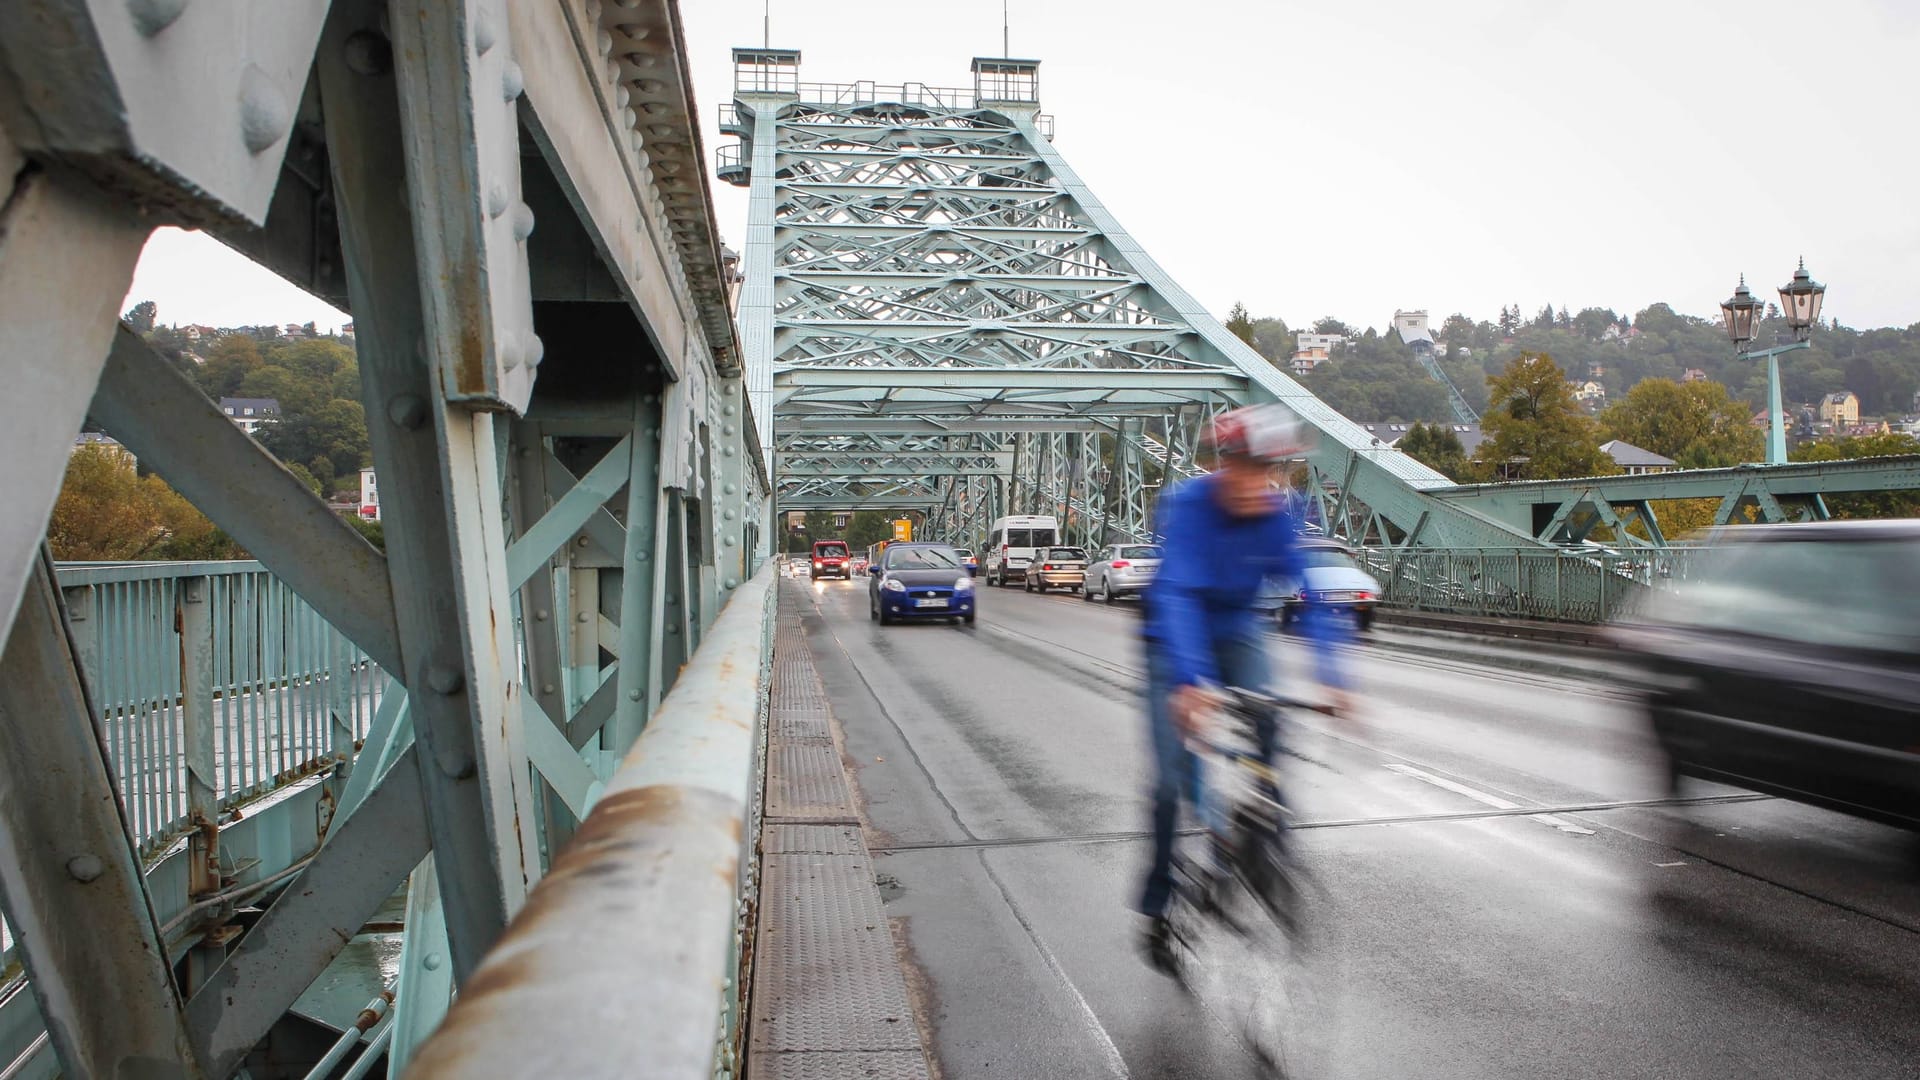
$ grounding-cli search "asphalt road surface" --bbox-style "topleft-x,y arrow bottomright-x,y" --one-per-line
788,572 -> 1920,1080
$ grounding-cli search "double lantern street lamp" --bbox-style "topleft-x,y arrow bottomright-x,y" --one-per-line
1721,259 -> 1826,465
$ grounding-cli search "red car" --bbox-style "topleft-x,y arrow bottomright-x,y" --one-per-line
810,540 -> 852,580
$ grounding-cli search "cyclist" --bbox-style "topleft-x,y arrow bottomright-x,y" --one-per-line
1138,404 -> 1350,972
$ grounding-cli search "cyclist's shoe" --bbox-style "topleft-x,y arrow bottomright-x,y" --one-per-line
1142,915 -> 1179,977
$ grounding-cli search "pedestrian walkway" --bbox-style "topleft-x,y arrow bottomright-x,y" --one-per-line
746,584 -> 934,1079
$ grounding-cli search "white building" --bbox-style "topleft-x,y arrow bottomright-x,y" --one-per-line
359,468 -> 381,522
1391,309 -> 1434,346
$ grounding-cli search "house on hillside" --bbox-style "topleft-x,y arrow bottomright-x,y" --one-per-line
73,432 -> 135,466
1571,380 -> 1607,409
1818,391 -> 1860,426
220,397 -> 281,436
1291,331 -> 1345,375
1599,439 -> 1676,476
358,468 -> 380,521
1351,421 -> 1487,457
1681,368 -> 1709,384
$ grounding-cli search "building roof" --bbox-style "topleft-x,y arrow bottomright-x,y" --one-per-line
1351,420 -> 1486,457
1824,391 -> 1857,405
1598,439 -> 1676,468
219,397 -> 281,413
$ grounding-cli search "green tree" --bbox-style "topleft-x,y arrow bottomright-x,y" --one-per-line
1249,317 -> 1292,363
844,510 -> 892,549
801,509 -> 837,542
1224,302 -> 1256,346
260,398 -> 370,491
1397,422 -> 1471,480
125,300 -> 158,334
1474,352 -> 1614,480
197,334 -> 264,398
1789,432 -> 1920,519
1599,378 -> 1762,468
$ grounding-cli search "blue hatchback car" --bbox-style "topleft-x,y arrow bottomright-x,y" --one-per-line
868,542 -> 976,626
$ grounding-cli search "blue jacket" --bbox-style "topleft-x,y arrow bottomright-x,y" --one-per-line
1144,473 -> 1339,689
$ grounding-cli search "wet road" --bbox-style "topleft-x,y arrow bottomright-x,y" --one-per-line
787,573 -> 1920,1080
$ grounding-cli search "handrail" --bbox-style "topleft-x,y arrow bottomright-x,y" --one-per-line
54,561 -> 385,859
406,564 -> 777,1077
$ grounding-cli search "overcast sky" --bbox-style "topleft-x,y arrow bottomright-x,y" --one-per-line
127,0 -> 1920,334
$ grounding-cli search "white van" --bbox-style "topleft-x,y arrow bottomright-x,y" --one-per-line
983,515 -> 1061,587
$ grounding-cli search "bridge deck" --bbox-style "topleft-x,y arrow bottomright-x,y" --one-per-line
765,570 -> 1920,1079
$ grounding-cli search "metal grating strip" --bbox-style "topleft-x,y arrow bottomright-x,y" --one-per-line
750,1051 -> 932,1080
751,852 -> 924,1054
763,823 -> 864,856
764,742 -> 857,824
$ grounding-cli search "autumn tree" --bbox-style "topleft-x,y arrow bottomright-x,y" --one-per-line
49,445 -> 245,561
197,334 -> 265,398
1474,352 -> 1614,480
1599,378 -> 1762,468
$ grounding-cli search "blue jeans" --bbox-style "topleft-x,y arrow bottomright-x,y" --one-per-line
1138,633 -> 1275,918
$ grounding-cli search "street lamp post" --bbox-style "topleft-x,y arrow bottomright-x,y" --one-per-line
1722,259 -> 1826,465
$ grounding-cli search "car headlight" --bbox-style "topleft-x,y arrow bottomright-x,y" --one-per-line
953,575 -> 973,591
881,578 -> 906,592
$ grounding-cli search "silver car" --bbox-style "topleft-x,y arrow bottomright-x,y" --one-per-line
1082,543 -> 1163,603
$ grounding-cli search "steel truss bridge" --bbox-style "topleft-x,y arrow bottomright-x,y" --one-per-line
721,49 -> 1919,552
0,9 -> 1916,1079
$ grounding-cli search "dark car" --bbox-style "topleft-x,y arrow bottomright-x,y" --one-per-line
868,542 -> 976,626
1612,520 -> 1920,830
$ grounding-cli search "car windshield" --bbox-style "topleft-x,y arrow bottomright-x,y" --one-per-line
1007,528 -> 1057,547
886,546 -> 961,570
1048,548 -> 1085,560
1642,537 -> 1920,652
955,549 -> 974,558
815,543 -> 847,557
1299,548 -> 1360,571
1117,545 -> 1162,560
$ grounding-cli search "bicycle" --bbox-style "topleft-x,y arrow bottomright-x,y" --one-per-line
1162,687 -> 1333,1077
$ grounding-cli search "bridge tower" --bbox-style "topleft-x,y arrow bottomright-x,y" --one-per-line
721,50 -> 1536,550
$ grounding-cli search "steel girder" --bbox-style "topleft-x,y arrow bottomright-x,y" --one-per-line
726,59 -> 1542,549
0,1 -> 767,1074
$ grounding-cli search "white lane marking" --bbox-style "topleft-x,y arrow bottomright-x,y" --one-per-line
1654,861 -> 1687,868
1383,763 -> 1596,835
977,854 -> 1131,1079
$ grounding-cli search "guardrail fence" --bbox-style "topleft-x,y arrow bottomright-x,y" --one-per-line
1354,545 -> 1709,624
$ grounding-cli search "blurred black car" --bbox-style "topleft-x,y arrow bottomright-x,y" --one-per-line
1613,520 -> 1920,829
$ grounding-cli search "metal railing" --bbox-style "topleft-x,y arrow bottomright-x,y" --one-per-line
1354,545 -> 1709,624
406,565 -> 776,1077
58,561 -> 386,860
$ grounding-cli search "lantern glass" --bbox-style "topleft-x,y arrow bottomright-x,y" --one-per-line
1721,277 -> 1763,346
1777,259 -> 1826,340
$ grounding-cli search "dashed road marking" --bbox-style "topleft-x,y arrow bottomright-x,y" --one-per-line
1383,763 -> 1596,835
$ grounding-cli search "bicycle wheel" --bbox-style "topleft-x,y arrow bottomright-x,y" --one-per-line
1170,821 -> 1330,1079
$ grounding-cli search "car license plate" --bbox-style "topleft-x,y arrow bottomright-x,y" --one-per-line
914,598 -> 949,608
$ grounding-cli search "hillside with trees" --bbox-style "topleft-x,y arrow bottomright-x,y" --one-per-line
1226,298 -> 1920,426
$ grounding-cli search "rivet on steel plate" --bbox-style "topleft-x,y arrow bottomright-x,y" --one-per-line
577,612 -> 590,623
724,509 -> 737,521
343,29 -> 393,76
127,0 -> 189,37
541,684 -> 555,695
527,334 -> 545,369
535,609 -> 549,621
427,665 -> 465,695
723,403 -> 738,416
724,536 -> 737,546
476,5 -> 499,53
512,202 -> 536,241
723,482 -> 737,495
435,747 -> 475,779
238,66 -> 290,154
628,689 -> 641,701
726,578 -> 739,589
577,535 -> 590,548
502,60 -> 525,102
424,953 -> 444,971
387,394 -> 427,430
66,854 -> 105,883
596,29 -> 613,57
487,184 -> 509,218
499,333 -> 523,372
